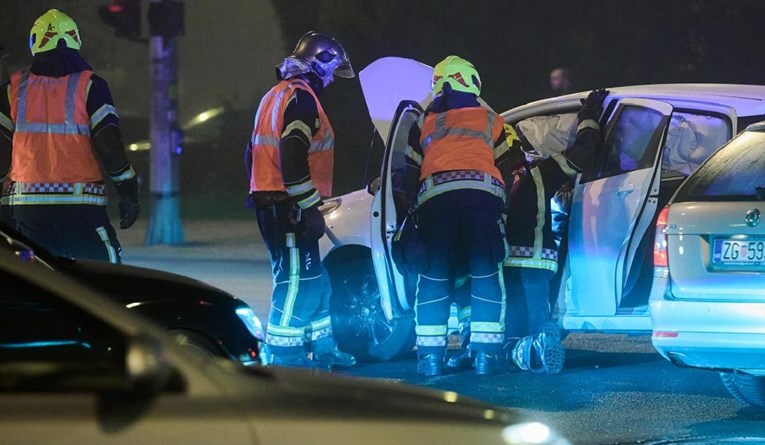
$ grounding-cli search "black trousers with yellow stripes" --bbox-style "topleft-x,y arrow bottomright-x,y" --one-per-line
415,189 -> 507,356
12,204 -> 122,263
255,200 -> 334,357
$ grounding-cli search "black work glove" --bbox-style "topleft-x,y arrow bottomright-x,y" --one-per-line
114,176 -> 140,229
578,88 -> 610,123
298,204 -> 326,241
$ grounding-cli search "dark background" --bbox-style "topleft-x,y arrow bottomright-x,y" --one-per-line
2,1 -> 765,216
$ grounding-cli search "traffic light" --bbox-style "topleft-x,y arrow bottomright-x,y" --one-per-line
98,0 -> 141,40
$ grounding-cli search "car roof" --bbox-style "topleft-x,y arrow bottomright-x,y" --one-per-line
503,83 -> 765,118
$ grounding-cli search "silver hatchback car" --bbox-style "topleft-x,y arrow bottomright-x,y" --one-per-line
650,122 -> 765,407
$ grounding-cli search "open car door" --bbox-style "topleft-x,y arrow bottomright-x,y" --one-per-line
370,100 -> 424,322
567,98 -> 673,318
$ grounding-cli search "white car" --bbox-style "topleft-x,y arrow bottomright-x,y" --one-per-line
650,121 -> 765,407
0,246 -> 569,445
319,57 -> 765,361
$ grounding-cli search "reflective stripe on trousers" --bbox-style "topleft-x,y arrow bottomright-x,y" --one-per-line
255,200 -> 334,355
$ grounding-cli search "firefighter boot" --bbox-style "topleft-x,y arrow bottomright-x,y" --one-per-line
312,337 -> 357,368
271,352 -> 324,369
529,321 -> 565,374
509,322 -> 565,374
417,354 -> 444,377
473,351 -> 505,376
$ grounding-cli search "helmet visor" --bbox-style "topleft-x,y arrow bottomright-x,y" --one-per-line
334,61 -> 354,79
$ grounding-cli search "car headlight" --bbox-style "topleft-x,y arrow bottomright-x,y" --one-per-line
235,306 -> 265,341
236,306 -> 271,365
319,197 -> 342,216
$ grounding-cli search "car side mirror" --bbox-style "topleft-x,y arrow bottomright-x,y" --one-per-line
367,176 -> 381,196
126,334 -> 175,394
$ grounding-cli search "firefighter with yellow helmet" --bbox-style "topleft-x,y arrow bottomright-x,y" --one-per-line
246,32 -> 356,368
399,56 -> 515,376
0,9 -> 139,262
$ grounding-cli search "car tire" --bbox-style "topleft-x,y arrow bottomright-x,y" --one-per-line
720,372 -> 765,407
328,256 -> 416,362
171,329 -> 224,360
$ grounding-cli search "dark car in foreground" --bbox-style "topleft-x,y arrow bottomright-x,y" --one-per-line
0,221 -> 264,365
0,246 -> 568,445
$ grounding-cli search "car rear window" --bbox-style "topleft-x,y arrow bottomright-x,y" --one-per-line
675,128 -> 765,202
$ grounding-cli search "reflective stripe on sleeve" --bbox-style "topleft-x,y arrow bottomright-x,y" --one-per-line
90,104 -> 118,129
577,119 -> 600,133
550,153 -> 579,177
286,179 -> 315,197
404,145 -> 423,165
282,120 -> 313,141
297,189 -> 321,209
0,112 -> 13,132
110,165 -> 136,183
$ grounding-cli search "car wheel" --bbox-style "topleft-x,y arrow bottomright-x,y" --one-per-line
720,372 -> 765,407
171,329 -> 224,360
328,256 -> 415,362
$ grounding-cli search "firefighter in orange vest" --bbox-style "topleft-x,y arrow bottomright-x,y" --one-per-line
245,32 -> 355,368
399,56 -> 514,376
0,10 -> 139,262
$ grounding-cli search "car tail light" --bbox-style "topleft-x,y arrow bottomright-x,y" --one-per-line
654,205 -> 670,268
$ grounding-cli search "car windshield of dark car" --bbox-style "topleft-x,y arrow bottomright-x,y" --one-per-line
675,129 -> 765,202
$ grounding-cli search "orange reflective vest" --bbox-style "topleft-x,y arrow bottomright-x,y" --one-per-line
249,78 -> 334,197
419,107 -> 504,183
9,70 -> 101,185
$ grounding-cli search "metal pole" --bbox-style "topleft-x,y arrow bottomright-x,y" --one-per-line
145,1 -> 184,245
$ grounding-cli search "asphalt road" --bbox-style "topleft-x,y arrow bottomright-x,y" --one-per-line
120,219 -> 765,445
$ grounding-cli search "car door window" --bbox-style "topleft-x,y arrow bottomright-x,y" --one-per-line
0,272 -> 127,392
661,112 -> 731,178
591,106 -> 666,180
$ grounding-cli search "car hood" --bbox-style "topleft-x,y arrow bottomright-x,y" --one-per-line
61,258 -> 241,308
360,57 -> 434,144
230,365 -> 514,424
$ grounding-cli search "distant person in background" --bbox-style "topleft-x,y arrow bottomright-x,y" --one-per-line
0,10 -> 140,261
549,67 -> 574,97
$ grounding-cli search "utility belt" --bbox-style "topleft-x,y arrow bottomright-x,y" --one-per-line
416,170 -> 506,207
5,181 -> 107,206
248,190 -> 292,208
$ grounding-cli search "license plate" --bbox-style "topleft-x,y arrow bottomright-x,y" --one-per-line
712,238 -> 765,265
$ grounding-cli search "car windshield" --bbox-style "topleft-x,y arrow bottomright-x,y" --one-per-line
675,128 -> 765,202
